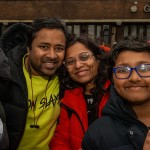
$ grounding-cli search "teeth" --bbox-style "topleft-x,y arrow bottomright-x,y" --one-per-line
77,71 -> 87,76
128,86 -> 143,90
45,63 -> 55,69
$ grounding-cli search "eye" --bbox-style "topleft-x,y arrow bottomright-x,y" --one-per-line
66,58 -> 75,65
138,65 -> 150,72
39,45 -> 49,50
79,53 -> 90,61
55,46 -> 65,52
116,67 -> 130,73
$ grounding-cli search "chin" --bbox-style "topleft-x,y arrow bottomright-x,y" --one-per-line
41,71 -> 55,76
74,80 -> 84,84
127,100 -> 147,106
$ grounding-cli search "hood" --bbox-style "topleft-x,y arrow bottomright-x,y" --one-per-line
0,23 -> 32,55
102,85 -> 138,124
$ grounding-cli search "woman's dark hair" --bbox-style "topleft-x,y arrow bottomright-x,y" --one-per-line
27,17 -> 69,49
59,34 -> 108,99
107,36 -> 150,82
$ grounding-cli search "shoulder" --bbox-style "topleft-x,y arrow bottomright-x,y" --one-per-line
83,116 -> 114,144
82,117 -> 112,149
86,116 -> 128,137
61,87 -> 84,105
62,87 -> 83,100
82,116 -> 132,149
87,116 -> 112,134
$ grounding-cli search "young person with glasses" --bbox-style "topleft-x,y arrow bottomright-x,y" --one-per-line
82,36 -> 150,150
50,35 -> 110,150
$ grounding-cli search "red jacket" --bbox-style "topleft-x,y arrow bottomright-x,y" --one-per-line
50,81 -> 110,150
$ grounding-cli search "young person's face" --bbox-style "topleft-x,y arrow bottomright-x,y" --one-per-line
113,51 -> 150,105
65,42 -> 99,85
28,28 -> 66,76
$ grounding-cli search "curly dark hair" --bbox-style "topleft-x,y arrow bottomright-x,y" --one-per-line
59,35 -> 108,99
108,36 -> 150,82
27,17 -> 69,49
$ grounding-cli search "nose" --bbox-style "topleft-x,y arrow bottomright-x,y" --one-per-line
74,59 -> 84,68
128,69 -> 141,82
46,48 -> 57,59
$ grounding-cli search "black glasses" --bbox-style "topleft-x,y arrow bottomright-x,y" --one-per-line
63,52 -> 93,68
113,64 -> 150,79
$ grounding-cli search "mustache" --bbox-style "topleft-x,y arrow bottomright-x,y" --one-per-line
42,57 -> 58,63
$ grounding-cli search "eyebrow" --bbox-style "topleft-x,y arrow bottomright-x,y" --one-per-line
66,51 -> 90,58
115,61 -> 150,67
40,42 -> 65,47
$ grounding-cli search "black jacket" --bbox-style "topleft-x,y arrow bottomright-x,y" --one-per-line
0,47 -> 10,149
0,23 -> 32,150
82,86 -> 148,150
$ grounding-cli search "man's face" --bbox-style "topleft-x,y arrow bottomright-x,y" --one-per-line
28,28 -> 66,76
113,51 -> 150,105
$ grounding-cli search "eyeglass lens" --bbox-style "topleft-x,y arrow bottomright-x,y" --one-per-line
114,64 -> 150,79
65,52 -> 91,68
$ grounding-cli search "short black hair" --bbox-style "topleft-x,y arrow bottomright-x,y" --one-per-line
27,17 -> 68,49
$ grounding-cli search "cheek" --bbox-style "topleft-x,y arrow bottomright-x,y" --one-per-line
113,75 -> 124,93
91,61 -> 99,76
113,80 -> 130,101
29,49 -> 41,59
58,52 -> 65,61
68,71 -> 75,80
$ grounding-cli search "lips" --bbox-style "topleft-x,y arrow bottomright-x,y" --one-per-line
126,86 -> 146,91
44,62 -> 57,69
76,70 -> 88,76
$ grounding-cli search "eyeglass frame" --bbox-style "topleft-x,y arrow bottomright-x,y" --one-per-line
113,64 -> 150,79
63,52 -> 93,68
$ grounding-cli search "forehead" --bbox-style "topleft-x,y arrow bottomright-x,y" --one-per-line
115,51 -> 150,66
33,28 -> 66,44
66,42 -> 90,57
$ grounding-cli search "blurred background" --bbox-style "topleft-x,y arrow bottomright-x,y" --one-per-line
0,0 -> 150,47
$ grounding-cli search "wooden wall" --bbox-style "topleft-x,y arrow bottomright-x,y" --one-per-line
0,0 -> 149,23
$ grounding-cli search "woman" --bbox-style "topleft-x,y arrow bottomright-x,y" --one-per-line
50,35 -> 110,150
82,36 -> 150,150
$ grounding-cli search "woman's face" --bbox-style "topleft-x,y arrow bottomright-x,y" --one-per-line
65,42 -> 99,85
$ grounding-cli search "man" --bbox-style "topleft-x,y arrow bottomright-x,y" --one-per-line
0,17 -> 68,150
82,36 -> 150,150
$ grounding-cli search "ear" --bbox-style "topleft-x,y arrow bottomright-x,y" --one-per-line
27,47 -> 30,55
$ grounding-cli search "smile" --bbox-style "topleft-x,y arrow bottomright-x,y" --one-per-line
76,70 -> 87,76
127,86 -> 146,90
44,62 -> 56,69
